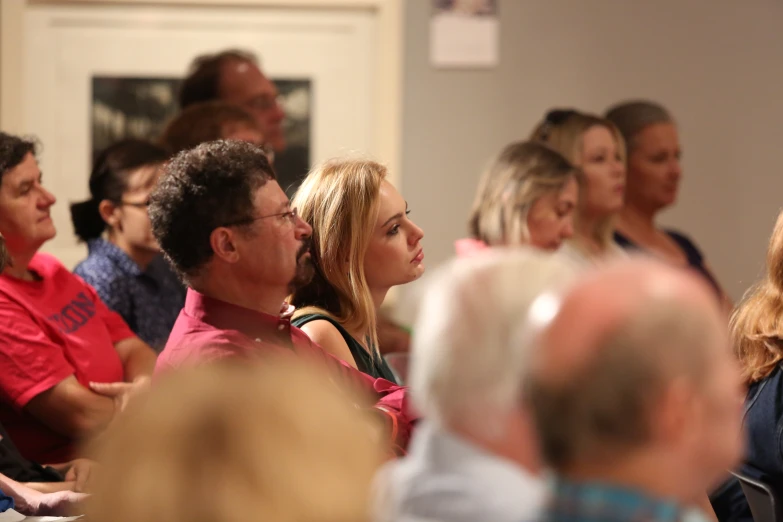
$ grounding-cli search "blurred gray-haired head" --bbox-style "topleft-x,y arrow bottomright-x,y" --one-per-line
604,100 -> 674,155
408,247 -> 577,436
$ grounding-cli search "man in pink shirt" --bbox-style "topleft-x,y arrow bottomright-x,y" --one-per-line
148,140 -> 414,451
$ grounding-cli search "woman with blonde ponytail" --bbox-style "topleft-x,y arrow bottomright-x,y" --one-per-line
711,209 -> 783,521
288,158 -> 425,382
530,109 -> 627,267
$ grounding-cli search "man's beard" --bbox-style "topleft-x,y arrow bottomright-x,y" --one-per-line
0,238 -> 11,273
288,238 -> 314,293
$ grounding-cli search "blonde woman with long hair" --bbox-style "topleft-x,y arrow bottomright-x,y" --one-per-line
457,141 -> 579,256
709,209 -> 783,521
530,109 -> 627,266
289,159 -> 424,382
85,359 -> 384,522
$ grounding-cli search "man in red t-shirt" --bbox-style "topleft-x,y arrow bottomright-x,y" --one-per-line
148,140 -> 416,451
0,133 -> 158,463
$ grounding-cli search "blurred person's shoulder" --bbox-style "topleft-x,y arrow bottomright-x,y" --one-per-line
374,422 -> 546,522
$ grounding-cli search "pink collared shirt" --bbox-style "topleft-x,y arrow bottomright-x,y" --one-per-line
156,289 -> 417,451
155,290 -> 312,372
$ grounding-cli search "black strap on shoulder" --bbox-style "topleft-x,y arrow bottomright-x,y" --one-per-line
293,313 -> 359,351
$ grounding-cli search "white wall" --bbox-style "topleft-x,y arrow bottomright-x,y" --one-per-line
396,0 -> 783,323
4,0 -> 783,320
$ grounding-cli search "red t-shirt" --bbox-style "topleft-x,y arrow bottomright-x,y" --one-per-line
0,253 -> 135,463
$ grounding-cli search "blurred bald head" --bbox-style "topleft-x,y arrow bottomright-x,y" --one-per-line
527,258 -> 743,497
534,258 -> 721,389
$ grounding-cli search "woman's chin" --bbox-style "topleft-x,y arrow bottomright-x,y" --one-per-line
395,269 -> 425,286
42,223 -> 57,240
657,194 -> 677,210
35,227 -> 57,248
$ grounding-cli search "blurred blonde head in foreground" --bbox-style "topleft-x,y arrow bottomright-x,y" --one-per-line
85,358 -> 384,522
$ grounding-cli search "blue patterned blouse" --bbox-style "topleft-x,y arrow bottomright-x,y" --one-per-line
73,239 -> 185,352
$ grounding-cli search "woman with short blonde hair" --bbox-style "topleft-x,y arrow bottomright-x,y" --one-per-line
85,359 -> 383,522
458,140 -> 579,255
289,158 -> 424,381
530,110 -> 627,265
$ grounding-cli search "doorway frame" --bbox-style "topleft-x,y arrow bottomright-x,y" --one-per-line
0,0 -> 405,186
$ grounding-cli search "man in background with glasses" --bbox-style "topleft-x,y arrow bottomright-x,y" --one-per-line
179,49 -> 285,156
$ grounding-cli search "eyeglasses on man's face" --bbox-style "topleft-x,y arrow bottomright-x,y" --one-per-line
243,94 -> 284,113
220,207 -> 298,228
118,200 -> 149,209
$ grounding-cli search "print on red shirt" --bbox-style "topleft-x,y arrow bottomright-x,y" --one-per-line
0,253 -> 134,463
47,292 -> 98,335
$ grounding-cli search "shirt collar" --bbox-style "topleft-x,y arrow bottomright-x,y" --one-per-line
88,238 -> 143,277
183,288 -> 294,346
410,421 -> 546,506
548,477 -> 705,522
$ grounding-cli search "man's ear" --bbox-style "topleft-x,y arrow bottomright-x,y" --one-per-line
98,199 -> 120,228
210,227 -> 240,264
650,376 -> 697,447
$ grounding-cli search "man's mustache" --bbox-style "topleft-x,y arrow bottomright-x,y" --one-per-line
297,238 -> 312,260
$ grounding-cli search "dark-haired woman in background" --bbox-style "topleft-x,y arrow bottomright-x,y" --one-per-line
71,140 -> 184,351
0,131 -> 156,463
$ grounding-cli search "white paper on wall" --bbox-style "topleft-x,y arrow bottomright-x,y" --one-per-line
430,0 -> 499,68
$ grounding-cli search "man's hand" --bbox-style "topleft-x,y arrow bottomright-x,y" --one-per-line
43,458 -> 96,493
1,474 -> 87,516
63,459 -> 93,493
31,489 -> 87,516
90,376 -> 150,413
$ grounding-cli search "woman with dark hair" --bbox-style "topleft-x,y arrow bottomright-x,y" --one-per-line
71,139 -> 184,351
158,100 -> 267,157
0,132 -> 156,463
